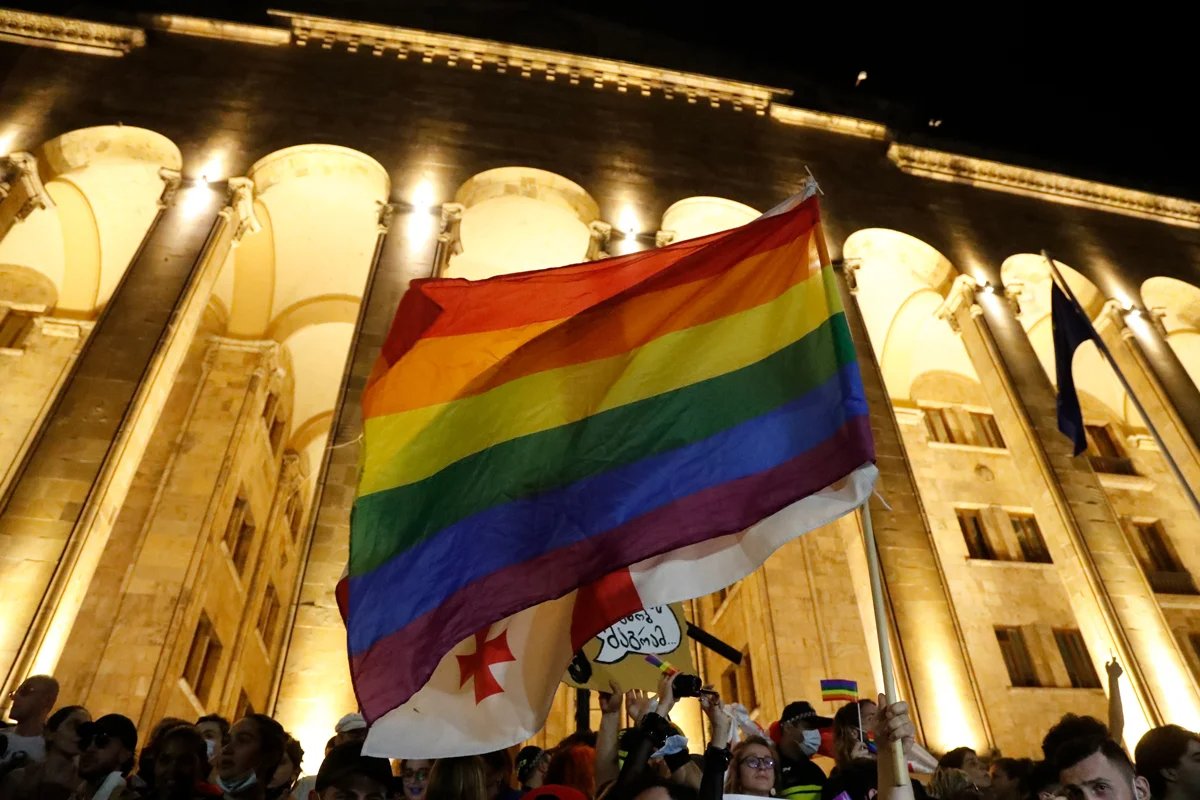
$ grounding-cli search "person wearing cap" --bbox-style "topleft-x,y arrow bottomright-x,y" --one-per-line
77,713 -> 138,800
309,741 -> 392,800
776,701 -> 829,800
333,716 -> 368,749
514,748 -> 548,794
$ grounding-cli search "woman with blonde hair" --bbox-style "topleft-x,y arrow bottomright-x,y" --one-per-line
425,756 -> 489,800
724,736 -> 779,797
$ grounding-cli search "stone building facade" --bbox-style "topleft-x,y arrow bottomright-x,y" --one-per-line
1,6 -> 1200,767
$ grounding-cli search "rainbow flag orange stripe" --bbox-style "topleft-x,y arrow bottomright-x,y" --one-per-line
349,196 -> 874,719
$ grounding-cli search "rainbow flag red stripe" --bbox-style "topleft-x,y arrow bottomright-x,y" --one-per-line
348,196 -> 874,721
821,678 -> 860,703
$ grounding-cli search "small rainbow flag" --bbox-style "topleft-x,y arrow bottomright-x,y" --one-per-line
821,678 -> 859,703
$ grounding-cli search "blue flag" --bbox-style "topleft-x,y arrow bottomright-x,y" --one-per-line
1051,283 -> 1096,456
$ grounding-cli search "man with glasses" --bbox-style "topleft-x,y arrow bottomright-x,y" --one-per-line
0,675 -> 60,775
77,713 -> 138,800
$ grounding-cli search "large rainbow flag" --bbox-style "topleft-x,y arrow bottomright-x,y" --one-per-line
351,192 -> 877,757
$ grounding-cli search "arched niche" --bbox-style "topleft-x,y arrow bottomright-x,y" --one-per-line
446,167 -> 599,280
658,196 -> 759,243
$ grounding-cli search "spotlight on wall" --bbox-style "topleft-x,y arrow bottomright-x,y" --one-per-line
411,178 -> 437,212
195,153 -> 224,186
617,205 -> 639,237
0,127 -> 17,156
855,70 -> 868,87
980,282 -> 997,295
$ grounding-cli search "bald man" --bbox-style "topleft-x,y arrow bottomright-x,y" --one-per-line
1,675 -> 60,772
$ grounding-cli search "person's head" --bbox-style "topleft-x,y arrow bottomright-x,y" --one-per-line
939,747 -> 991,789
514,747 -> 548,790
480,749 -> 514,800
6,674 -> 59,724
153,725 -> 210,800
334,714 -> 369,747
426,756 -> 489,800
832,701 -> 875,769
401,758 -> 435,800
931,767 -> 975,799
269,735 -> 304,796
778,701 -> 830,758
45,705 -> 91,757
196,714 -> 231,764
1026,760 -> 1062,800
219,714 -> 287,793
1057,736 -> 1149,800
78,714 -> 138,780
1042,714 -> 1108,761
1135,725 -> 1200,799
726,736 -> 779,797
140,719 -> 192,783
543,744 -> 595,799
311,741 -> 393,800
989,757 -> 1032,800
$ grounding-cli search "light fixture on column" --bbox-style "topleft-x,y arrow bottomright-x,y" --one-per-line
617,205 -> 639,237
411,178 -> 436,212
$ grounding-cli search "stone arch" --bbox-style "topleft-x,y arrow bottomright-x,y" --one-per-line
658,196 -> 759,243
446,166 -> 601,280
1142,277 -> 1200,389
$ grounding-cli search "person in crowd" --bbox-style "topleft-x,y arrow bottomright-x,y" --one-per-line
776,701 -> 830,800
425,756 -> 489,800
515,748 -> 548,794
215,714 -> 286,799
1134,724 -> 1200,800
1023,760 -> 1062,800
934,748 -> 990,793
1041,715 -> 1108,763
138,724 -> 218,800
724,736 -> 778,797
292,734 -> 339,800
545,746 -> 596,800
482,749 -> 522,800
521,786 -> 587,800
399,759 -> 433,800
332,716 -> 368,749
309,741 -> 392,800
1107,660 -> 1125,748
0,704 -> 90,800
135,719 -> 193,795
196,717 -> 231,785
77,714 -> 138,800
0,675 -> 59,775
822,701 -> 876,800
266,736 -> 302,800
1056,735 -> 1149,800
988,757 -> 1032,800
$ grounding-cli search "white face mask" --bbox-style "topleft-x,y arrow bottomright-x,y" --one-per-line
205,739 -> 217,761
800,729 -> 822,756
216,770 -> 258,796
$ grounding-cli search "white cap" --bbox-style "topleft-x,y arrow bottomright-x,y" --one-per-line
334,712 -> 367,733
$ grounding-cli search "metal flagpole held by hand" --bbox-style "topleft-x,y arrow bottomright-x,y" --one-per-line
1042,250 -> 1200,520
861,499 -> 910,789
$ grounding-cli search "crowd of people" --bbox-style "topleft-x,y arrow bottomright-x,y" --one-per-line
1,668 -> 1197,800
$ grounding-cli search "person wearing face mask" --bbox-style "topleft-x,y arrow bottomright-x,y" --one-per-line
776,702 -> 830,800
196,718 -> 231,785
215,715 -> 286,799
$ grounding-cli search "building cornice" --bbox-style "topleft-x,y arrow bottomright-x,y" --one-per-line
144,14 -> 289,46
0,8 -> 144,57
770,104 -> 889,141
266,9 -> 790,113
888,142 -> 1200,229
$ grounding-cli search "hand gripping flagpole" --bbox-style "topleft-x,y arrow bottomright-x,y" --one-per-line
1042,251 -> 1200,520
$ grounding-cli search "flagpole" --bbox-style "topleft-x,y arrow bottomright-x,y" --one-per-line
1042,250 -> 1200,520
862,499 -> 909,788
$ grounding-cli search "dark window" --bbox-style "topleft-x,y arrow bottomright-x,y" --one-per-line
257,583 -> 281,650
957,509 -> 995,560
995,627 -> 1040,687
1054,629 -> 1102,689
1009,512 -> 1052,563
0,309 -> 36,350
1085,425 -> 1136,475
284,493 -> 301,542
969,411 -> 1006,448
736,651 -> 759,711
223,496 -> 255,575
263,392 -> 285,452
720,662 -> 739,707
183,613 -> 222,705
924,407 -> 957,444
235,690 -> 254,720
1132,520 -> 1197,594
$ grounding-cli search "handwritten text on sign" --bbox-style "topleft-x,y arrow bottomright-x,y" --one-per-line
594,606 -> 682,664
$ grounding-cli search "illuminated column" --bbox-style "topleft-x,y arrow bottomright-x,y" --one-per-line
0,177 -> 255,701
941,276 -> 1200,741
0,152 -> 51,241
656,196 -> 758,244
1093,301 -> 1200,503
834,263 -> 993,753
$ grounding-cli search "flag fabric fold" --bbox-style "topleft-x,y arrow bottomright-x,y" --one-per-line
350,193 -> 877,757
1051,282 -> 1096,456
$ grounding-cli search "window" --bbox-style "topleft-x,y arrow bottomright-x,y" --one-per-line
257,583 -> 281,649
1131,520 -> 1196,594
720,663 -> 740,709
956,509 -> 995,560
1009,512 -> 1052,564
995,627 -> 1040,687
923,407 -> 957,444
1085,425 -> 1136,475
183,613 -> 222,705
0,308 -> 36,350
1054,629 -> 1101,689
263,392 -> 286,452
223,495 -> 255,575
968,411 -> 1005,448
235,690 -> 254,720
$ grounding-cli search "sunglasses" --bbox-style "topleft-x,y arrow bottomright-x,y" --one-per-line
741,756 -> 776,770
82,732 -> 112,750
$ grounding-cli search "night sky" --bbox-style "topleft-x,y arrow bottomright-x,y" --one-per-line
8,0 -> 1197,200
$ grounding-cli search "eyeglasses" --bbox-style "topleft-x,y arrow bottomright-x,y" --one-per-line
741,756 -> 776,770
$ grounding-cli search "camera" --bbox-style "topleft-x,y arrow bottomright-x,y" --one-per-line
671,673 -> 703,698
